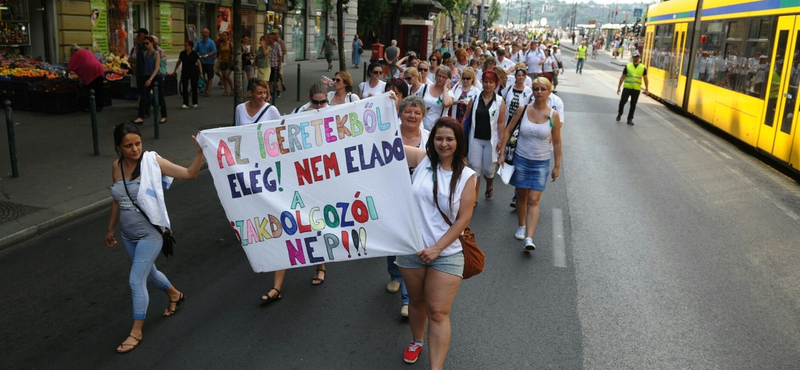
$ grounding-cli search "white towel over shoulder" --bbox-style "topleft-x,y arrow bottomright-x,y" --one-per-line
138,151 -> 173,229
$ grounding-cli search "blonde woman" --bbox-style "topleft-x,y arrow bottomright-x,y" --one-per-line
498,77 -> 562,250
421,66 -> 454,130
404,67 -> 429,97
449,67 -> 481,121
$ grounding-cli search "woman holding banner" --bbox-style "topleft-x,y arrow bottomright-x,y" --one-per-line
105,123 -> 204,354
398,117 -> 476,368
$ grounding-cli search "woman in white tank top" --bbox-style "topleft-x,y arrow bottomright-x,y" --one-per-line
498,77 -> 562,251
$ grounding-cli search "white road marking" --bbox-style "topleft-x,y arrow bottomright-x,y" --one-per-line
552,208 -> 566,268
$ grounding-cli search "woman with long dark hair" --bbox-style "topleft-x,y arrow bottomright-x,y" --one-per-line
106,123 -> 203,353
397,117 -> 476,369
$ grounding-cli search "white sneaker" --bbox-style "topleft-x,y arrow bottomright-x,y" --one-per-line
514,226 -> 526,240
192,104 -> 198,108
524,238 -> 536,251
181,104 -> 189,109
401,304 -> 409,317
387,280 -> 401,293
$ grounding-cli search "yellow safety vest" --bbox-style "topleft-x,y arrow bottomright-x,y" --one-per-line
623,62 -> 645,90
769,70 -> 781,99
577,46 -> 587,59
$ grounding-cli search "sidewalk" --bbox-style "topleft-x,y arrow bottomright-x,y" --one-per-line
0,59 -> 368,250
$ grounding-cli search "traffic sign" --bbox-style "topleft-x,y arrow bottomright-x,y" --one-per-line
633,8 -> 643,17
596,21 -> 603,29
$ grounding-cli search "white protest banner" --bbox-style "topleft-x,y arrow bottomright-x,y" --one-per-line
197,94 -> 423,273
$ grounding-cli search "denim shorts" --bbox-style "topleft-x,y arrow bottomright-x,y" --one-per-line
395,251 -> 464,278
510,155 -> 550,191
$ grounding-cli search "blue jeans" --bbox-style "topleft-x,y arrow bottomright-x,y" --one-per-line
387,256 -> 409,305
576,58 -> 585,73
123,238 -> 171,320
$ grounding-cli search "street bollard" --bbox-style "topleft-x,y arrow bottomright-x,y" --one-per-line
363,62 -> 367,81
4,100 -> 19,177
296,63 -> 301,102
89,89 -> 100,155
153,81 -> 160,140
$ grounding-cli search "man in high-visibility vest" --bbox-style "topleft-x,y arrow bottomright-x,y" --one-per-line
575,40 -> 588,74
616,51 -> 649,125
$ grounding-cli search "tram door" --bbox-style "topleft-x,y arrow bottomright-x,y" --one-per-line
674,23 -> 688,105
758,16 -> 800,166
661,23 -> 687,105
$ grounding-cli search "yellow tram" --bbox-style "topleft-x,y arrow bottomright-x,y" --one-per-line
644,0 -> 800,171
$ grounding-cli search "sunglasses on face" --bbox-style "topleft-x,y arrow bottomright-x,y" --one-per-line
404,76 -> 413,81
419,68 -> 428,72
463,77 -> 472,81
430,59 -> 438,62
311,99 -> 328,105
333,78 -> 342,82
371,70 -> 382,74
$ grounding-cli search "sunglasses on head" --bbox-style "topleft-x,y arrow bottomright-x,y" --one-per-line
311,99 -> 328,105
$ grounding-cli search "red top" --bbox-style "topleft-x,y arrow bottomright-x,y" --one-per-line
66,49 -> 104,84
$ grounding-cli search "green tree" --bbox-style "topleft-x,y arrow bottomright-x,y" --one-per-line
359,0 -> 389,41
439,0 -> 471,36
488,0 -> 501,28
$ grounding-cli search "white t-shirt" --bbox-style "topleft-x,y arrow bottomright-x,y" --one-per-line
410,82 -> 430,98
546,94 -> 565,124
422,86 -> 455,130
359,80 -> 387,99
327,91 -> 361,105
524,49 -> 545,74
498,57 -> 515,71
448,84 -> 481,117
410,156 -> 476,257
234,102 -> 281,126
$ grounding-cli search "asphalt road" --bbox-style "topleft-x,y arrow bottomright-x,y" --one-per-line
3,55 -> 800,370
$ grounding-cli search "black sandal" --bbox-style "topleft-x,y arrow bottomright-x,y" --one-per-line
485,187 -> 494,199
260,288 -> 282,303
162,293 -> 185,317
311,269 -> 326,286
116,335 -> 142,354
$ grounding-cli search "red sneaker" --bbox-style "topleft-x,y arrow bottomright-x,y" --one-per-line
403,342 -> 423,364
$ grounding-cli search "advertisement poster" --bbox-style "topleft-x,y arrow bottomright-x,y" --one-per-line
218,7 -> 231,34
90,0 -> 108,54
196,94 -> 424,273
160,3 -> 173,51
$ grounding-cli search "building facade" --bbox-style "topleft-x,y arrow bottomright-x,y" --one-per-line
7,0 -> 358,66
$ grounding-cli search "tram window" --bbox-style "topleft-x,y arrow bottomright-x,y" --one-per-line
653,24 -> 674,70
779,31 -> 800,134
727,21 -> 745,40
682,27 -> 693,76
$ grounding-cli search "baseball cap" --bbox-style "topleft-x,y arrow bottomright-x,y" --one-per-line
631,51 -> 640,57
137,28 -> 149,35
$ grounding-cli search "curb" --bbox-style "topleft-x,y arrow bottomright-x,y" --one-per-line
0,163 -> 211,252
